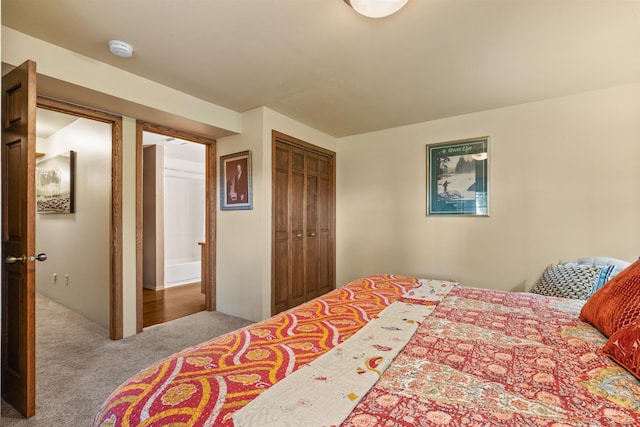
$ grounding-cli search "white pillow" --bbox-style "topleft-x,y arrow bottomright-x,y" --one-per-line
571,257 -> 630,278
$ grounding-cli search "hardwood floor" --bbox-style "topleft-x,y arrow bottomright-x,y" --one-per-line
143,282 -> 205,328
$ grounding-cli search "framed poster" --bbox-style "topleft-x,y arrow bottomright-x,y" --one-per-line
36,150 -> 76,214
220,150 -> 252,210
426,137 -> 489,216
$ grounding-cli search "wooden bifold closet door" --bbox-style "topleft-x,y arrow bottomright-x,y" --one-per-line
272,131 -> 335,315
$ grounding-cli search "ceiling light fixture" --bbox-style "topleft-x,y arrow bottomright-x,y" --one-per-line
344,0 -> 408,18
108,40 -> 133,58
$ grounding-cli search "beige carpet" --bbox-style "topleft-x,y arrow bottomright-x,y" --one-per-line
1,293 -> 253,426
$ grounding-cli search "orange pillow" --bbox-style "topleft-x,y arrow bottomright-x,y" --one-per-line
603,319 -> 640,380
579,258 -> 640,338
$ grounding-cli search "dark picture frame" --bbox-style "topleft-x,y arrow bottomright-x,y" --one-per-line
36,150 -> 76,214
426,137 -> 489,216
220,150 -> 252,210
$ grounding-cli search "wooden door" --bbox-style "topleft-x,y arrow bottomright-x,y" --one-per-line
272,131 -> 335,314
1,60 -> 37,418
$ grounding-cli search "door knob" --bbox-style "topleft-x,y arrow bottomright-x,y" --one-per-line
5,253 -> 47,264
5,255 -> 26,264
30,253 -> 48,262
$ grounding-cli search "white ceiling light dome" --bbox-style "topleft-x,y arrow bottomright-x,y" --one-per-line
344,0 -> 408,18
108,40 -> 133,58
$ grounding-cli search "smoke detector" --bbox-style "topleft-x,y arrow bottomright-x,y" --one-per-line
108,40 -> 133,58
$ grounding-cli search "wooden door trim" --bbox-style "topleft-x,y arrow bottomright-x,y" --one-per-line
36,97 -> 124,340
271,130 -> 336,315
135,121 -> 217,333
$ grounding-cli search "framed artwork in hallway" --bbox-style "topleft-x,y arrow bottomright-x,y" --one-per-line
220,150 -> 252,211
36,150 -> 76,214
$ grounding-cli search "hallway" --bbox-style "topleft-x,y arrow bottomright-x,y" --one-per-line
143,282 -> 205,327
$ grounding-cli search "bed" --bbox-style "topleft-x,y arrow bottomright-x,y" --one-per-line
93,268 -> 640,426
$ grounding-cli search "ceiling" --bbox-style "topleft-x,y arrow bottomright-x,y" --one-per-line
36,107 -> 201,160
4,0 -> 640,138
35,108 -> 78,139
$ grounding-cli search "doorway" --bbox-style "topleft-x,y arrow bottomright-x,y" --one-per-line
135,121 -> 217,332
36,97 -> 123,340
34,107 -> 112,330
141,131 -> 206,327
1,61 -> 122,417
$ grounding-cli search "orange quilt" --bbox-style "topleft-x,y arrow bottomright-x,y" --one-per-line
94,275 -> 640,426
92,274 -> 422,426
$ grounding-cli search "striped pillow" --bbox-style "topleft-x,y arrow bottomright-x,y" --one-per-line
530,264 -> 614,300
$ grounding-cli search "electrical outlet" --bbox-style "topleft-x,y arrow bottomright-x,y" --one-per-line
65,274 -> 69,286
53,273 -> 57,285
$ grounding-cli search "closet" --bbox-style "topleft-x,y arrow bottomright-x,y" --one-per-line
272,131 -> 335,314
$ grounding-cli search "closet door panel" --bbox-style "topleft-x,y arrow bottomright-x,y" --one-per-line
273,238 -> 289,314
305,154 -> 319,299
290,148 -> 306,306
273,147 -> 291,313
317,155 -> 332,295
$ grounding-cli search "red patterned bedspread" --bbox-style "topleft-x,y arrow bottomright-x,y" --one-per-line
93,276 -> 640,426
92,274 -> 423,426
343,286 -> 640,426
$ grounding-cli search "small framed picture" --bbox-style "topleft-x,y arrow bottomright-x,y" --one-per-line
220,150 -> 252,210
36,150 -> 76,214
426,137 -> 489,216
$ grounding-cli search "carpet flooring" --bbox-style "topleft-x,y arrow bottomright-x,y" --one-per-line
1,293 -> 253,426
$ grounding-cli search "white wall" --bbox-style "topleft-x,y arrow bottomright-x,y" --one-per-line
35,118 -> 112,328
336,83 -> 640,292
163,155 -> 205,286
216,107 -> 336,321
